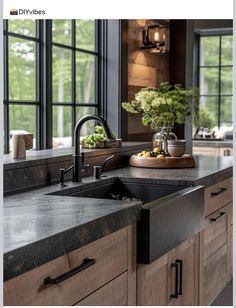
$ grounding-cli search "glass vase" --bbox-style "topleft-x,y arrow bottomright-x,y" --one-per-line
152,127 -> 177,154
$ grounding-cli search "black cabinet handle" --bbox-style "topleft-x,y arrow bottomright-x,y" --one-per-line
171,262 -> 179,298
44,258 -> 96,285
211,187 -> 227,197
210,212 -> 226,222
176,259 -> 183,295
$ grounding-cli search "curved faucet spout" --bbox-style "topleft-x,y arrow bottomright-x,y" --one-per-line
73,114 -> 115,182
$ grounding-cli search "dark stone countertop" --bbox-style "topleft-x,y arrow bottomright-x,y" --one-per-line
193,139 -> 233,148
4,155 -> 233,281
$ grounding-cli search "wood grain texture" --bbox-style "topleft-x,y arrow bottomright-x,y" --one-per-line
204,177 -> 232,217
204,244 -> 228,305
127,224 -> 137,306
199,181 -> 233,305
129,154 -> 195,169
75,272 -> 128,306
203,205 -> 228,262
168,236 -> 198,306
227,202 -> 233,280
128,63 -> 156,87
192,146 -> 220,156
137,253 -> 168,306
4,227 -> 128,306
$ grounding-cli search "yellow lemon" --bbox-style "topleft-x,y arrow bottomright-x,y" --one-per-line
157,154 -> 165,159
153,147 -> 160,153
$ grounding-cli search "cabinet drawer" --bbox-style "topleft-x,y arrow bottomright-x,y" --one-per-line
204,178 -> 232,217
4,227 -> 128,306
75,272 -> 128,306
204,206 -> 228,261
204,244 -> 228,305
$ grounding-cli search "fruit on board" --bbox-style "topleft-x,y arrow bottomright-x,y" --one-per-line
153,147 -> 160,153
136,148 -> 167,158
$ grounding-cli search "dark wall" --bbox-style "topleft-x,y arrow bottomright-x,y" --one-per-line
169,20 -> 187,140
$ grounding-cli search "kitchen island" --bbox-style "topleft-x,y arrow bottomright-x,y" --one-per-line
3,155 -> 233,306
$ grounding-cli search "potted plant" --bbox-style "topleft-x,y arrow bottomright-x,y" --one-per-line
122,82 -> 199,153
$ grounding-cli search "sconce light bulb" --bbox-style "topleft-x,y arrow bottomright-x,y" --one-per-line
154,31 -> 159,41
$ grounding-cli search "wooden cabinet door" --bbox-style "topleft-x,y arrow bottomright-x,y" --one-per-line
168,236 -> 198,306
227,202 -> 233,280
75,272 -> 128,306
137,254 -> 168,306
200,202 -> 232,305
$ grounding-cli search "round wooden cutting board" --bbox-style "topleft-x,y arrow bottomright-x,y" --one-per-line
129,154 -> 195,169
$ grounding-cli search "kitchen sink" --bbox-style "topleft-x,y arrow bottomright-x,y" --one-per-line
49,177 -> 188,203
49,177 -> 204,264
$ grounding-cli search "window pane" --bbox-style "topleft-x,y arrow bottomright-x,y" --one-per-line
52,20 -> 72,46
200,36 -> 219,66
221,67 -> 232,95
76,106 -> 97,136
9,37 -> 36,101
53,47 -> 72,103
76,20 -> 95,51
9,105 -> 36,149
221,35 -> 233,65
220,96 -> 232,125
76,52 -> 96,103
199,67 -> 219,95
53,106 -> 72,148
200,96 -> 218,128
8,20 -> 36,37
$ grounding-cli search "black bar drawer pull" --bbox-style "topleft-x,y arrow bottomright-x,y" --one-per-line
44,258 -> 96,285
171,262 -> 179,298
211,187 -> 227,197
176,259 -> 183,295
210,212 -> 226,222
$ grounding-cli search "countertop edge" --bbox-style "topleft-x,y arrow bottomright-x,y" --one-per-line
4,202 -> 141,282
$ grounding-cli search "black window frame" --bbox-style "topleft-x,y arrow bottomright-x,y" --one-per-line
3,19 -> 43,153
195,29 -> 233,129
3,19 -> 104,154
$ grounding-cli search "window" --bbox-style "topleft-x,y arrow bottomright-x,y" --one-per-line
3,19 -> 101,153
197,33 -> 233,130
4,20 -> 40,152
52,20 -> 98,148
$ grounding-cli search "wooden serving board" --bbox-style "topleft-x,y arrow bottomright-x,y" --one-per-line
129,154 -> 195,169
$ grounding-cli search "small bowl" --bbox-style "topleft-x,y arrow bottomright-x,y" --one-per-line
168,140 -> 186,157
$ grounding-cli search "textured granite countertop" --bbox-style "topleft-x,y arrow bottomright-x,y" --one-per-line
4,155 -> 233,281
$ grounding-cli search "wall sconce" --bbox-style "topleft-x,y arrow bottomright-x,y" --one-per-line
141,24 -> 168,53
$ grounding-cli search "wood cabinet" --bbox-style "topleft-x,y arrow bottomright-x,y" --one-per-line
137,254 -> 169,306
193,145 -> 233,157
137,235 -> 199,306
76,272 -> 128,306
168,236 -> 199,306
199,178 -> 233,305
4,225 -> 136,306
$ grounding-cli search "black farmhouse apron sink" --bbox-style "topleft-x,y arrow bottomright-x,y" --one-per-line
49,177 -> 204,264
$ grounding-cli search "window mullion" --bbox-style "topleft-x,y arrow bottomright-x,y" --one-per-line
43,20 -> 53,149
72,20 -> 76,146
218,36 -> 222,129
3,20 -> 9,153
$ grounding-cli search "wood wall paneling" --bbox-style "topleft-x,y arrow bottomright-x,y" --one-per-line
126,19 -> 170,141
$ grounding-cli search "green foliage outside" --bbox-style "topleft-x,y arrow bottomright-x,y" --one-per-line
8,19 -> 96,148
199,35 -> 233,128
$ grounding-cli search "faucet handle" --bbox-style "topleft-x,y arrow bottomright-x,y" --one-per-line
101,155 -> 115,175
